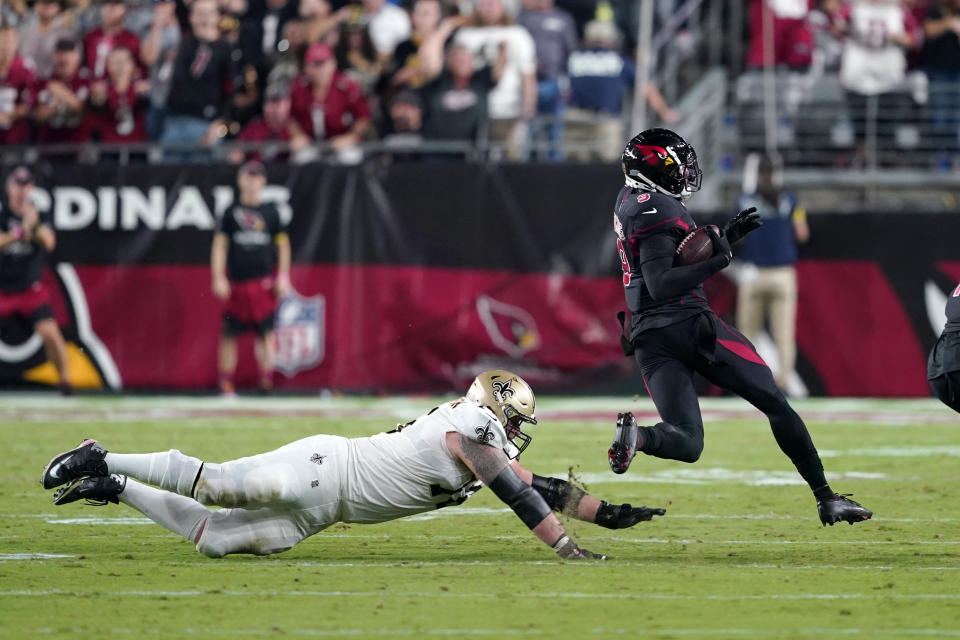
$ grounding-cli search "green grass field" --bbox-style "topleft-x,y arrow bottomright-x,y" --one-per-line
1,395 -> 958,639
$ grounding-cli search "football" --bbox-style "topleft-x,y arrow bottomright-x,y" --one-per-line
674,225 -> 719,266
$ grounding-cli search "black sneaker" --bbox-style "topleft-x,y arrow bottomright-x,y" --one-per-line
818,493 -> 873,526
608,412 -> 640,475
53,475 -> 126,506
41,439 -> 108,490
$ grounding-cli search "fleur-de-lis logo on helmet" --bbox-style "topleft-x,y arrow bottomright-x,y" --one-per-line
492,380 -> 514,402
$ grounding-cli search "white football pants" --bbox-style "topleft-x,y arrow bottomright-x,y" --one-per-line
106,435 -> 348,557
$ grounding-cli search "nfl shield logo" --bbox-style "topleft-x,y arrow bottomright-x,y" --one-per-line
274,291 -> 325,377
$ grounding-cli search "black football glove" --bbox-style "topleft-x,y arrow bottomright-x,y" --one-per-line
704,225 -> 732,267
595,501 -> 666,529
552,535 -> 607,560
723,207 -> 762,245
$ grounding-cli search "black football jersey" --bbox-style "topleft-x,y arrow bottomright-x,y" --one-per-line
945,281 -> 960,333
613,187 -> 710,335
215,202 -> 285,282
0,205 -> 52,292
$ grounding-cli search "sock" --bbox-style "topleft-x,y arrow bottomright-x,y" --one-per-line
219,374 -> 235,394
813,484 -> 835,501
119,478 -> 210,542
637,426 -> 657,454
792,451 -> 831,498
105,450 -> 203,496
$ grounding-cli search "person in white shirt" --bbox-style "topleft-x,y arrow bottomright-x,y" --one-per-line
454,0 -> 537,158
362,0 -> 412,58
42,370 -> 664,560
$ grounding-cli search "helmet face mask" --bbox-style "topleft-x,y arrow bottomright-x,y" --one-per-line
466,370 -> 537,457
622,128 -> 702,200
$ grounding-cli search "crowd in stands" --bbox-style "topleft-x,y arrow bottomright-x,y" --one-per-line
748,0 -> 960,157
0,0 -> 671,162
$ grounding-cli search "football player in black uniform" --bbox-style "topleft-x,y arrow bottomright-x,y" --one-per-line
928,281 -> 960,412
607,129 -> 872,526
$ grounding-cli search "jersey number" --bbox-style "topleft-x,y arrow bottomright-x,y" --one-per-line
617,238 -> 631,286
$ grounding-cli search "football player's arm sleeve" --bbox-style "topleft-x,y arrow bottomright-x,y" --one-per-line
637,234 -> 727,301
456,436 -> 550,529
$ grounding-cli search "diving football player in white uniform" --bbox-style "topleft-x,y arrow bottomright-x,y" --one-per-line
42,370 -> 665,560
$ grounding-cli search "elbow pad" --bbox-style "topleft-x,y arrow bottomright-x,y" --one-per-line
489,466 -> 552,530
531,474 -> 586,517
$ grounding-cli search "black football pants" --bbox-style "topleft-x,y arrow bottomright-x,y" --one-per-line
632,311 -> 827,490
930,371 -> 960,413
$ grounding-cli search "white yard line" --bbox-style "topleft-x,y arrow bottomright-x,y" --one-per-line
10,628 -> 960,638
2,589 -> 960,601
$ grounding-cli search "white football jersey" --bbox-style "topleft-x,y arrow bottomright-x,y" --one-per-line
339,398 -> 515,524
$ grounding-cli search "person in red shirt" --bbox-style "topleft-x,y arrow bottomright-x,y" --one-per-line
0,167 -> 72,395
82,1 -> 140,78
90,46 -> 148,144
228,84 -> 310,163
33,38 -> 91,146
290,41 -> 371,153
0,26 -> 35,146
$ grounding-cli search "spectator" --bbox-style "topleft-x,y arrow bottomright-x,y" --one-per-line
454,0 -> 537,159
360,0 -> 412,59
211,160 -> 291,396
923,0 -> 960,155
0,25 -> 34,146
388,0 -> 448,91
838,0 -> 918,153
517,0 -> 578,160
418,38 -> 501,145
280,0 -> 339,56
89,46 -> 149,146
82,1 -> 140,78
807,0 -> 845,75
138,0 -> 180,140
250,0 -> 300,64
746,0 -> 814,69
33,38 -> 89,146
384,89 -> 423,137
734,153 -> 809,392
290,41 -> 371,156
566,19 -> 676,161
160,0 -> 235,162
334,17 -> 383,96
219,2 -> 263,128
0,167 -> 72,395
228,83 -> 310,163
17,0 -> 72,78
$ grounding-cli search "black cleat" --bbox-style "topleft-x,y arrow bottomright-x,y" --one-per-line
41,439 -> 108,490
818,493 -> 873,526
52,475 -> 126,506
608,412 -> 640,474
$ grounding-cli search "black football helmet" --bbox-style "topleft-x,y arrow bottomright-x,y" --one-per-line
621,128 -> 702,200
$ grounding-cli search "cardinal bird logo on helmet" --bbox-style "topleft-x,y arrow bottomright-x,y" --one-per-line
622,128 -> 702,200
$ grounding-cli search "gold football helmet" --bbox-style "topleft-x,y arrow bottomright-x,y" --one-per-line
466,370 -> 537,455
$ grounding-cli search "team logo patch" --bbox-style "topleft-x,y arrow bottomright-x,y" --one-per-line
636,193 -> 651,204
476,296 -> 541,359
474,426 -> 496,443
274,290 -> 325,377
